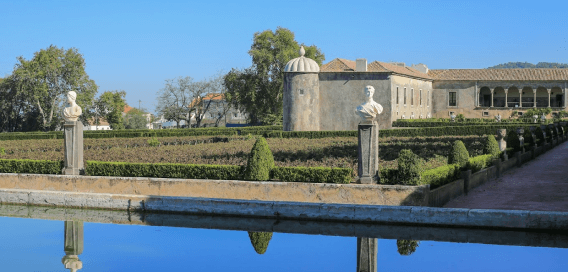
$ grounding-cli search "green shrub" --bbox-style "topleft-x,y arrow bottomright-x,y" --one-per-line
483,135 -> 500,158
0,159 -> 63,174
535,127 -> 545,146
448,140 -> 469,168
456,114 -> 465,122
397,149 -> 421,185
378,168 -> 399,185
523,129 -> 535,148
467,154 -> 493,173
506,130 -> 521,153
244,137 -> 274,181
147,137 -> 160,147
0,147 -> 4,156
85,161 -> 244,180
397,240 -> 420,256
248,232 -> 273,254
544,127 -> 553,142
270,166 -> 352,184
420,164 -> 460,188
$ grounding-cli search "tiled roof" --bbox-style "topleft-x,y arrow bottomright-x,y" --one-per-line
428,69 -> 568,81
189,93 -> 225,108
123,105 -> 133,114
320,58 -> 432,80
87,117 -> 110,126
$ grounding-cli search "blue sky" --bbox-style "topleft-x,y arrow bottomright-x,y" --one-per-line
2,0 -> 567,113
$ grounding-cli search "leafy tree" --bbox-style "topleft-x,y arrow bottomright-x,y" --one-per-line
397,240 -> 419,256
156,74 -> 223,128
10,45 -> 97,131
93,90 -> 126,130
224,27 -> 325,125
248,232 -> 273,254
124,108 -> 148,129
448,140 -> 469,168
488,62 -> 568,69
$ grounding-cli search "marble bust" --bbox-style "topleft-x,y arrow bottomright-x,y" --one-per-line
495,114 -> 501,122
356,85 -> 383,123
63,91 -> 82,122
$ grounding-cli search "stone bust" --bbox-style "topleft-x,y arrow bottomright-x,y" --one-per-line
63,91 -> 82,122
495,114 -> 501,122
356,85 -> 383,123
541,113 -> 546,123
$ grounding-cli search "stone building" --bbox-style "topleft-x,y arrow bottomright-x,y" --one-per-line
283,48 -> 568,131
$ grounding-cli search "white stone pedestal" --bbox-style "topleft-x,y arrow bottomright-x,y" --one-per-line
63,121 -> 84,175
357,122 -> 379,184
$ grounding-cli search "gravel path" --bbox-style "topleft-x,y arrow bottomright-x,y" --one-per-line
444,141 -> 568,212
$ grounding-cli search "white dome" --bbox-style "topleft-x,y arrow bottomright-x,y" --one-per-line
284,46 -> 320,73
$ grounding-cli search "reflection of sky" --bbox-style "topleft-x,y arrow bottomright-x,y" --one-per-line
0,216 -> 566,271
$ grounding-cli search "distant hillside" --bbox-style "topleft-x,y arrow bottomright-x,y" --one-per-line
488,62 -> 568,69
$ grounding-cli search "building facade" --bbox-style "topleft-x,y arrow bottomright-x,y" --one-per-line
283,50 -> 567,131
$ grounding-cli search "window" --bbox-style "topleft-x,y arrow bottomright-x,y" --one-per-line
411,89 -> 414,106
483,111 -> 489,116
427,90 -> 430,107
449,111 -> 455,116
420,89 -> 423,106
299,89 -> 304,96
448,91 -> 457,106
518,112 -> 524,116
396,87 -> 399,105
404,88 -> 407,105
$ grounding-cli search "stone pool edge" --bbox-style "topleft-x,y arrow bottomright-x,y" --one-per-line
0,188 -> 566,230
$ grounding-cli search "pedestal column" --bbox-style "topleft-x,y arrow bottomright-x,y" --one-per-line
519,89 -> 523,108
547,89 -> 551,108
504,89 -> 508,108
533,89 -> 537,108
490,88 -> 494,108
63,121 -> 84,175
62,221 -> 83,272
358,121 -> 379,184
357,237 -> 377,272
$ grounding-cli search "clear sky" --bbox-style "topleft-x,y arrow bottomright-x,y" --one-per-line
2,0 -> 567,113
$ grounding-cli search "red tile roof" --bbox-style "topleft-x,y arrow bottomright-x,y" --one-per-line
123,105 -> 133,114
428,69 -> 568,81
320,58 -> 432,80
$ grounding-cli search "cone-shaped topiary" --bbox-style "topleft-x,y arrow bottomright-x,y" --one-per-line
244,137 -> 274,181
483,135 -> 500,158
523,129 -> 535,148
248,231 -> 273,254
397,240 -> 420,256
397,149 -> 421,185
448,140 -> 469,168
506,130 -> 521,153
535,127 -> 545,146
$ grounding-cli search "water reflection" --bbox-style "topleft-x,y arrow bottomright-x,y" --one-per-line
356,238 -> 377,272
62,221 -> 83,272
248,232 -> 273,254
396,240 -> 420,256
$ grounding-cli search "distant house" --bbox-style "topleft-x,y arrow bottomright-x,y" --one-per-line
189,93 -> 246,127
83,118 -> 112,131
123,105 -> 154,129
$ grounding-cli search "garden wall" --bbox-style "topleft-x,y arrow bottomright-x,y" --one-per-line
0,173 -> 429,206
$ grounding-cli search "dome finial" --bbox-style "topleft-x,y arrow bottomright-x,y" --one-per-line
299,46 -> 305,57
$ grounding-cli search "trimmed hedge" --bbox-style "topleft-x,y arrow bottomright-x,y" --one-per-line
0,159 -> 63,174
264,124 -> 538,139
85,161 -> 245,180
467,154 -> 493,173
535,127 -> 545,146
483,135 -> 500,158
392,121 -> 530,127
270,166 -> 352,184
244,137 -> 274,181
506,130 -> 521,153
448,140 -> 469,168
397,149 -> 421,185
0,126 -> 283,141
420,164 -> 461,188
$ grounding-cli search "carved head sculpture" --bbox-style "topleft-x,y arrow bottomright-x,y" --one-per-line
67,91 -> 77,105
496,129 -> 506,139
364,85 -> 375,99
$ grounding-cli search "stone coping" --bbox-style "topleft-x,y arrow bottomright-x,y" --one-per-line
0,188 -> 566,230
1,204 -> 567,248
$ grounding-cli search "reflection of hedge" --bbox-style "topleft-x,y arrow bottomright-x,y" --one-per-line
397,240 -> 420,256
248,232 -> 273,255
0,159 -> 63,174
393,121 -> 529,127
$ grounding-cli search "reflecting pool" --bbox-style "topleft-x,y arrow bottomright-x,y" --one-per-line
0,210 -> 566,271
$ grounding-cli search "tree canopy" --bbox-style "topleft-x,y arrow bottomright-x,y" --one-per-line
93,90 -> 127,129
0,45 -> 97,131
488,62 -> 568,69
224,27 -> 325,125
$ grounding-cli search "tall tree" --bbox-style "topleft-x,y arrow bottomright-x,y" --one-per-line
9,45 -> 97,131
155,74 -> 223,128
223,27 -> 325,125
93,90 -> 127,129
124,108 -> 149,129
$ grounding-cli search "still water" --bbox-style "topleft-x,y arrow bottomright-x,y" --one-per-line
0,214 -> 566,271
